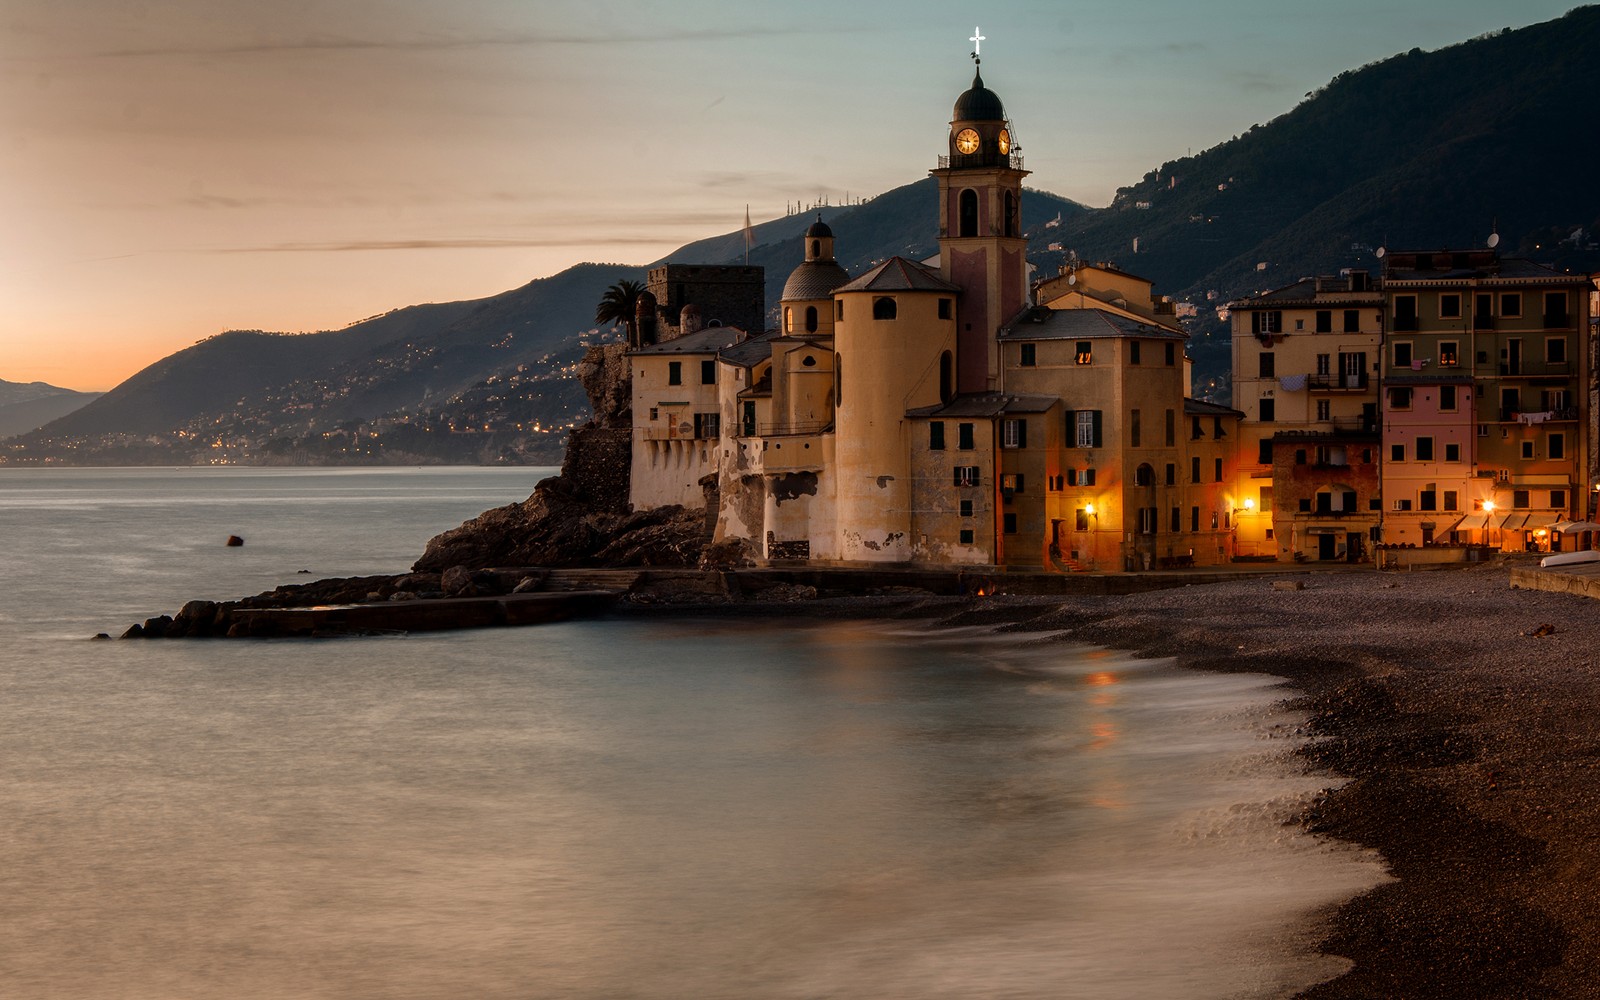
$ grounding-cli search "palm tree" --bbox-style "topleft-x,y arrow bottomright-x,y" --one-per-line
595,279 -> 645,344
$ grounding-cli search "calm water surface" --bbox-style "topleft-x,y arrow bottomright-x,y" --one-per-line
0,468 -> 1383,999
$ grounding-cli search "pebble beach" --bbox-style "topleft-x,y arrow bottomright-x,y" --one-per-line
637,563 -> 1600,997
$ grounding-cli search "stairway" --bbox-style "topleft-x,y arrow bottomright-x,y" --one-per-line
540,569 -> 643,593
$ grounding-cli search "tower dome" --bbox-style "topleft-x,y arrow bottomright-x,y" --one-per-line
805,218 -> 834,239
953,68 -> 1005,122
782,215 -> 849,303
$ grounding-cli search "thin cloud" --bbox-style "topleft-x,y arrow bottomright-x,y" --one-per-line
93,26 -> 809,59
206,236 -> 678,253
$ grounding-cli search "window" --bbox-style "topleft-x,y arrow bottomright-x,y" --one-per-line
872,296 -> 897,320
649,407 -> 659,421
1258,399 -> 1274,422
1296,448 -> 1307,466
742,402 -> 756,436
836,300 -> 844,320
1259,486 -> 1273,511
1444,490 -> 1458,511
1075,468 -> 1097,487
1549,433 -> 1565,460
701,359 -> 716,384
668,361 -> 683,386
1388,386 -> 1413,409
1075,508 -> 1091,531
1165,463 -> 1176,486
1547,337 -> 1567,364
958,422 -> 975,450
1137,507 -> 1158,535
1074,410 -> 1101,448
1191,417 -> 1203,440
1394,295 -> 1418,330
1513,490 -> 1530,509
938,298 -> 952,320
1391,443 -> 1406,462
939,351 -> 952,403
1133,464 -> 1155,487
953,466 -> 979,487
1259,352 -> 1276,378
1316,310 -> 1332,333
1316,400 -> 1330,421
1393,341 -> 1413,367
1343,310 -> 1360,333
1170,507 -> 1181,532
1258,439 -> 1272,465
1001,418 -> 1027,448
1001,474 -> 1025,495
1439,293 -> 1461,319
1165,343 -> 1176,366
799,306 -> 816,333
693,412 -> 720,439
1191,507 -> 1200,532
1213,418 -> 1226,440
1191,456 -> 1201,483
1316,353 -> 1331,376
1416,437 -> 1434,461
1019,343 -> 1036,367
1444,442 -> 1461,462
1130,409 -> 1141,446
929,422 -> 945,450
1299,498 -> 1312,512
1075,342 -> 1093,365
1251,311 -> 1282,335
958,189 -> 978,237
1165,409 -> 1176,446
1521,441 -> 1536,460
1130,341 -> 1141,365
783,307 -> 792,333
1214,457 -> 1223,482
1003,513 -> 1017,534
1544,291 -> 1569,327
1552,490 -> 1568,509
1440,385 -> 1458,411
959,529 -> 975,545
1439,342 -> 1458,367
1501,293 -> 1522,318
1392,499 -> 1413,511
1418,489 -> 1438,511
959,499 -> 973,517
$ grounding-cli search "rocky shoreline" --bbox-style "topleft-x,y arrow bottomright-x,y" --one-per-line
615,564 -> 1599,998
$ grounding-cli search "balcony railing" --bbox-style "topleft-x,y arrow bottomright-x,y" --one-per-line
1329,416 -> 1378,433
758,421 -> 830,437
1307,372 -> 1369,391
937,152 -> 1025,171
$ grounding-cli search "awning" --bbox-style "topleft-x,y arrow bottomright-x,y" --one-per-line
1551,519 -> 1600,534
1432,516 -> 1464,534
1455,512 -> 1493,531
1498,513 -> 1539,531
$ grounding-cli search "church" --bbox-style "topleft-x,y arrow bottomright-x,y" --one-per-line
627,59 -> 1243,572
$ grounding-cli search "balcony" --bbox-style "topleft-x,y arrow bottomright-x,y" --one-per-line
1329,416 -> 1378,434
937,152 -> 1025,171
759,420 -> 830,437
760,432 -> 827,473
1498,361 -> 1571,380
1307,372 -> 1369,391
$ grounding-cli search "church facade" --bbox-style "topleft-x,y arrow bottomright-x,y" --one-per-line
628,64 -> 1241,571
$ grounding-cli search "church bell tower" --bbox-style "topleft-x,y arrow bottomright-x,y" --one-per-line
932,52 -> 1029,394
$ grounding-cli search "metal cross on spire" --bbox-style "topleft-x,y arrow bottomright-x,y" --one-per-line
969,26 -> 985,63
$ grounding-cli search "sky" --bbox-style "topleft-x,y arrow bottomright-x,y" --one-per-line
0,0 -> 1585,391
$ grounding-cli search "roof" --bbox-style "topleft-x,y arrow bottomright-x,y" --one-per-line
781,259 -> 851,301
1383,254 -> 1587,287
953,68 -> 1005,121
630,326 -> 745,356
1229,277 -> 1382,309
1183,397 -> 1243,418
835,256 -> 961,294
998,306 -> 1186,342
906,392 -> 1059,419
805,217 -> 833,239
717,329 -> 781,368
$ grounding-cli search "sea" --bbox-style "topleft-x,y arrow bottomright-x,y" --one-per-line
0,467 -> 1385,999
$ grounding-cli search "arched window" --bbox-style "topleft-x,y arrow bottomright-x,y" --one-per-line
872,296 -> 897,320
958,189 -> 978,238
804,306 -> 818,333
1315,484 -> 1359,514
1004,191 -> 1017,237
835,353 -> 843,406
1135,463 -> 1156,487
939,351 -> 953,403
810,240 -> 820,258
784,307 -> 792,333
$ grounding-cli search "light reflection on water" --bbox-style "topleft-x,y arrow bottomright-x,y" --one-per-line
0,468 -> 1385,998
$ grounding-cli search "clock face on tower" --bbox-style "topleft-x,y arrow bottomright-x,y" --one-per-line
998,129 -> 1011,154
955,128 -> 980,155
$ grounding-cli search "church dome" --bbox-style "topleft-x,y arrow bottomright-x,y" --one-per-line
805,218 -> 834,239
953,69 -> 1005,121
782,259 -> 850,302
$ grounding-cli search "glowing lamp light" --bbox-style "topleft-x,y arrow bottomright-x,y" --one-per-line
1242,497 -> 1255,511
1085,504 -> 1097,516
1483,500 -> 1497,513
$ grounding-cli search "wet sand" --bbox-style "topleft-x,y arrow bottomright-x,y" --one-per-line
632,563 -> 1600,997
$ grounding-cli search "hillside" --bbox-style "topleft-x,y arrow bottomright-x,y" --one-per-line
7,6 -> 1599,464
0,380 -> 101,438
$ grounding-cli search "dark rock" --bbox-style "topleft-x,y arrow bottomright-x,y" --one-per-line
91,633 -> 110,640
225,535 -> 244,547
511,575 -> 543,594
140,615 -> 173,638
120,623 -> 144,639
441,566 -> 478,597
